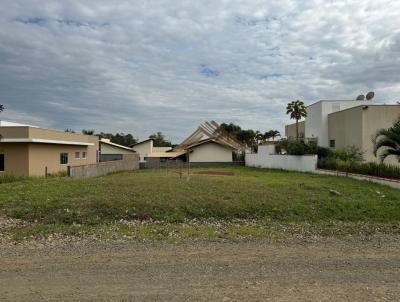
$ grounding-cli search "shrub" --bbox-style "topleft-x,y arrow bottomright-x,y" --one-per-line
276,140 -> 329,158
285,140 -> 307,155
330,146 -> 363,162
318,159 -> 400,179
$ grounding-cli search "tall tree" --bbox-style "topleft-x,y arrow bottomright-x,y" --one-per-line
286,100 -> 307,139
0,104 -> 4,113
149,132 -> 172,147
373,118 -> 400,162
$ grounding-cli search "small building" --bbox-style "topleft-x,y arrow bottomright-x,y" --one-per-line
184,138 -> 234,163
285,121 -> 305,140
133,121 -> 245,167
0,121 -> 98,176
131,139 -> 177,162
328,104 -> 400,164
99,138 -> 136,162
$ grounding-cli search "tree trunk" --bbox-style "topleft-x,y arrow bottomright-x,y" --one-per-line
296,119 -> 299,140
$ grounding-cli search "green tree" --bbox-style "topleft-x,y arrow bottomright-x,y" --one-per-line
97,132 -> 137,147
286,100 -> 307,140
373,118 -> 400,162
266,130 -> 281,141
82,129 -> 95,135
149,132 -> 172,147
0,104 -> 4,113
65,128 -> 76,133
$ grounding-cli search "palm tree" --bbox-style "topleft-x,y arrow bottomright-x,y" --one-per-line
263,132 -> 271,142
255,131 -> 264,145
0,104 -> 4,113
267,130 -> 281,141
286,100 -> 307,139
373,118 -> 400,162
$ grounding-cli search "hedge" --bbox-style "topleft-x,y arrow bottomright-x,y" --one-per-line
318,159 -> 400,180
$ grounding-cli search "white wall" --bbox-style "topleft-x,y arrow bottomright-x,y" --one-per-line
189,142 -> 233,162
305,100 -> 373,147
246,145 -> 317,172
132,140 -> 153,162
246,153 -> 317,172
100,143 -> 135,155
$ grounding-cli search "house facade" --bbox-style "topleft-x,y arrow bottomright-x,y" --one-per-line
99,138 -> 136,162
0,123 -> 98,176
304,100 -> 373,147
284,100 -> 400,164
328,105 -> 400,164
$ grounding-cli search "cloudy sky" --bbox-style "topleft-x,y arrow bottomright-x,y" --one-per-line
1,1 -> 400,142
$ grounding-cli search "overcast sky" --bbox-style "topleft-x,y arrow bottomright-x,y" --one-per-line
1,1 -> 400,142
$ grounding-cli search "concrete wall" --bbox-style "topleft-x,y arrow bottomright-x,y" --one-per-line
246,153 -> 317,172
328,105 -> 400,164
189,142 -> 233,162
328,106 -> 363,151
0,143 -> 29,176
69,154 -> 139,178
361,105 -> 400,164
285,121 -> 305,140
245,145 -> 317,172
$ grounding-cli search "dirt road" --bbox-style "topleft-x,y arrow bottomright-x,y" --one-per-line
1,237 -> 399,301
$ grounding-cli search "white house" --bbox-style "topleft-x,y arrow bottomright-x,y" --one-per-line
304,100 -> 373,147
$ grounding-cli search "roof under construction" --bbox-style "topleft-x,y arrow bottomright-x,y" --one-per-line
175,121 -> 245,151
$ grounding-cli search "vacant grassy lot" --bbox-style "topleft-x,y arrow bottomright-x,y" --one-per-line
0,167 -> 399,240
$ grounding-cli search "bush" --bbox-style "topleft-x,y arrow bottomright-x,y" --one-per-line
330,146 -> 363,162
276,140 -> 330,158
318,159 -> 400,179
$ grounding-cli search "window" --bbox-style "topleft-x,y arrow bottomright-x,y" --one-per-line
0,154 -> 4,171
329,140 -> 335,148
75,152 -> 80,159
60,153 -> 69,164
82,152 -> 87,159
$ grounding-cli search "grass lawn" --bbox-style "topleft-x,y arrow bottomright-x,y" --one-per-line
0,167 -> 399,240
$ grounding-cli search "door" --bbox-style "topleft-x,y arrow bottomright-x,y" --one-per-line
0,154 -> 4,171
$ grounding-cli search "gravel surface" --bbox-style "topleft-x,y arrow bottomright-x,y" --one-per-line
1,236 -> 399,301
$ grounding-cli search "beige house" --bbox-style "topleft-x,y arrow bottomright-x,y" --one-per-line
285,121 -> 305,140
184,139 -> 233,162
328,105 -> 400,164
99,138 -> 136,162
0,122 -> 98,176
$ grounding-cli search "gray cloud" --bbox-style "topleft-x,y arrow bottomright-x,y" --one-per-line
1,0 -> 400,142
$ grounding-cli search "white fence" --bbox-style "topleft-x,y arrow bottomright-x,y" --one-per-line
245,145 -> 318,172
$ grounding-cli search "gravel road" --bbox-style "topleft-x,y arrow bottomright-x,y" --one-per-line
1,237 -> 399,301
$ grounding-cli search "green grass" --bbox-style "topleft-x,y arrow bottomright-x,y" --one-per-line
0,167 -> 399,240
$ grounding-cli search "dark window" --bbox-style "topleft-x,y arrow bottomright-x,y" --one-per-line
0,154 -> 4,171
60,153 -> 69,164
82,152 -> 87,159
329,140 -> 335,148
